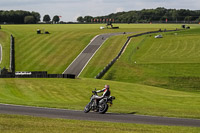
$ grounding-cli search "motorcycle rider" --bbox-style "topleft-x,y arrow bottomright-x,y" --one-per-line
92,85 -> 111,106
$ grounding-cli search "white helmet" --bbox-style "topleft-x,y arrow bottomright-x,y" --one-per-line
105,85 -> 110,89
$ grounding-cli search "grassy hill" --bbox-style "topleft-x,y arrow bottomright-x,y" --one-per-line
80,24 -> 182,78
80,34 -> 132,78
81,24 -> 200,92
0,24 -> 178,73
0,78 -> 199,119
1,24 -> 199,120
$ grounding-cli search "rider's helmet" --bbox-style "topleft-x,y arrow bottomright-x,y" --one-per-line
105,85 -> 110,89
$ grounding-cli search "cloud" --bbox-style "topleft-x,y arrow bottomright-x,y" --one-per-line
73,14 -> 82,22
116,7 -> 124,13
0,0 -> 200,21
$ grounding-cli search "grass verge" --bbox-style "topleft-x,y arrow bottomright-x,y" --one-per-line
0,114 -> 199,133
0,30 -> 10,68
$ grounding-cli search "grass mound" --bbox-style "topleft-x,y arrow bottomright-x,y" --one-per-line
1,24 -> 199,120
0,78 -> 199,118
101,25 -> 200,92
0,24 -> 177,73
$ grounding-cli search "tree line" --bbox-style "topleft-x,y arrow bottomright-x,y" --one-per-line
77,7 -> 200,23
43,15 -> 60,24
0,10 -> 61,24
0,10 -> 40,24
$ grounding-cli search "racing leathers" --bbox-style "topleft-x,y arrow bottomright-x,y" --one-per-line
91,88 -> 111,106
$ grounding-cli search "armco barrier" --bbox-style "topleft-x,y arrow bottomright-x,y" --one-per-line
95,29 -> 179,79
10,35 -> 15,74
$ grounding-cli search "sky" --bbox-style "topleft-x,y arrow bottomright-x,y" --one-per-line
0,0 -> 200,22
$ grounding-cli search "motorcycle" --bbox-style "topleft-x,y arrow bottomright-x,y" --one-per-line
84,88 -> 115,114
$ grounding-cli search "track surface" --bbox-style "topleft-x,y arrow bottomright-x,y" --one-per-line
63,32 -> 129,77
0,104 -> 200,127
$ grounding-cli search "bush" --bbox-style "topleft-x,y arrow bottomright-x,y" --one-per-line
24,16 -> 36,24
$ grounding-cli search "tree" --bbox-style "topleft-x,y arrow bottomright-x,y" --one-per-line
195,16 -> 200,23
32,11 -> 41,22
77,16 -> 84,23
83,16 -> 93,23
24,16 -> 36,24
184,16 -> 192,23
171,10 -> 178,22
53,15 -> 60,23
43,14 -> 51,23
0,10 -> 40,24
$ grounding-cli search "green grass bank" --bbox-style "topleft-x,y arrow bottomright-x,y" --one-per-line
0,24 -> 179,73
0,114 -> 199,133
79,24 -> 200,92
0,78 -> 199,119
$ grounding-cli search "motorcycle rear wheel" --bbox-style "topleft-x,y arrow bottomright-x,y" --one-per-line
99,103 -> 108,114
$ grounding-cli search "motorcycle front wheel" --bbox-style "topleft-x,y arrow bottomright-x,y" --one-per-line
99,103 -> 108,114
84,103 -> 91,113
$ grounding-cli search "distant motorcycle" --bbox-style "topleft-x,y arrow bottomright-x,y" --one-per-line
84,89 -> 115,114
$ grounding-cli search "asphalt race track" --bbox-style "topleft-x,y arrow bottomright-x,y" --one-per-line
63,32 -> 129,77
0,104 -> 200,127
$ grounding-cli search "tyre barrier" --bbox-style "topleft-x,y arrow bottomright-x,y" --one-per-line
0,73 -> 75,79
